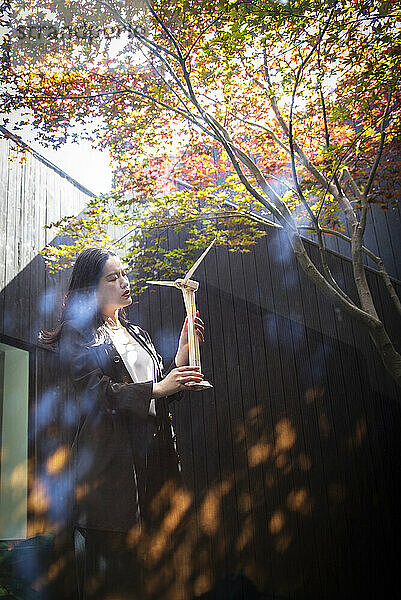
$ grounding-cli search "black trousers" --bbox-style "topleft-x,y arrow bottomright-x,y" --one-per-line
74,527 -> 144,600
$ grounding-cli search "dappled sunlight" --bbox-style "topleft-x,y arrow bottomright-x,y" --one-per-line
274,419 -> 296,454
33,555 -> 67,590
234,422 -> 246,443
8,390 -> 389,600
2,0 -> 399,588
27,518 -> 48,537
149,479 -> 176,517
162,488 -> 192,533
297,453 -> 312,471
74,478 -> 102,505
287,489 -> 314,515
86,574 -> 103,598
126,524 -> 141,549
148,483 -> 192,563
247,405 -> 263,422
46,445 -> 70,475
17,392 -> 371,599
236,515 -> 254,552
10,461 -> 26,490
199,478 -> 233,536
154,517 -> 201,599
144,566 -> 168,597
275,453 -> 288,469
144,532 -> 197,600
12,281 -> 388,600
275,533 -> 292,553
75,482 -> 90,502
193,573 -> 212,597
248,440 -> 271,467
305,386 -> 325,404
28,478 -> 49,515
265,472 -> 276,488
348,417 -> 367,447
269,509 -> 285,535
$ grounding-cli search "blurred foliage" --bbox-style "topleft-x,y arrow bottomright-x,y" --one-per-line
2,0 -> 400,286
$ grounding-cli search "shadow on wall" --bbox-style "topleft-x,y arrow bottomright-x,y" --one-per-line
18,320 -> 401,600
2,250 -> 401,599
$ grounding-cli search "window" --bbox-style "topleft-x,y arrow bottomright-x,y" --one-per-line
0,341 -> 29,540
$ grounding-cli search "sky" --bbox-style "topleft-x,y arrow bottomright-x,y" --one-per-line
37,139 -> 113,196
23,131 -> 113,196
2,12 -> 134,196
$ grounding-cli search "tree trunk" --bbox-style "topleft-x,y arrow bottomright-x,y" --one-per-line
367,320 -> 401,387
288,230 -> 401,389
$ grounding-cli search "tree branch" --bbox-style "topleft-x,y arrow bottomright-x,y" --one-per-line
364,92 -> 392,198
169,44 -> 293,226
183,13 -> 225,61
376,259 -> 401,319
316,41 -> 343,219
262,53 -> 290,137
316,227 -> 352,302
341,167 -> 364,202
109,209 -> 281,247
97,0 -> 181,60
129,39 -> 195,113
243,50 -> 341,199
144,0 -> 185,60
229,111 -> 292,156
288,11 -> 335,226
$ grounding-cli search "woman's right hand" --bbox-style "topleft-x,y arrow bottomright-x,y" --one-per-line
152,366 -> 204,398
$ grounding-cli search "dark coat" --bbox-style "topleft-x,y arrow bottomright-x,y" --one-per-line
59,319 -> 182,533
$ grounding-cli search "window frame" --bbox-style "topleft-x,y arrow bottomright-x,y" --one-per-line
0,333 -> 36,543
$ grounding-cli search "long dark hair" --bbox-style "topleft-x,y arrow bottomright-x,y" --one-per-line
39,247 -> 128,346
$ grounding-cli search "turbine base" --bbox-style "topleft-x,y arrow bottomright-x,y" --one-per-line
185,380 -> 213,392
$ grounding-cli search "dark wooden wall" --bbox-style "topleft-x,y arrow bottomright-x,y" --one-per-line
0,132 -> 92,599
0,133 -> 92,342
128,228 -> 401,599
1,224 -> 401,599
305,201 -> 401,281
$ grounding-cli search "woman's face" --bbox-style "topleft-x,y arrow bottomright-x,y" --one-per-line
96,255 -> 132,315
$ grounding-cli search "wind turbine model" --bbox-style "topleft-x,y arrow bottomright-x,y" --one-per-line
147,239 -> 215,391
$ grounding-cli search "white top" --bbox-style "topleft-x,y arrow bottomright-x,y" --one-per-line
106,325 -> 156,416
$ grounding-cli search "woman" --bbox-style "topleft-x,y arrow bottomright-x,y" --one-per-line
40,247 -> 204,600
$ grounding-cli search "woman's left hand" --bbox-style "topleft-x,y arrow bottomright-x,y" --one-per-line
175,311 -> 205,367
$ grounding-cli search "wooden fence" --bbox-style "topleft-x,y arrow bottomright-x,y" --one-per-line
26,228 -> 401,600
1,130 -> 401,599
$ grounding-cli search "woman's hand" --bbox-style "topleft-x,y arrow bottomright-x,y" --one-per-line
175,311 -> 205,367
152,366 -> 204,398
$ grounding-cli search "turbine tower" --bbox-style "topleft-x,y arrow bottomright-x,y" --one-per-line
147,239 -> 215,391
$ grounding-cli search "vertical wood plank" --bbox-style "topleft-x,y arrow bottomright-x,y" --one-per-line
369,205 -> 396,278
382,203 -> 401,280
4,149 -> 18,337
201,245 -> 233,581
0,139 -> 10,331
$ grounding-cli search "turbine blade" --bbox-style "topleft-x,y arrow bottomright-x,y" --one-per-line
184,239 -> 216,282
146,280 -> 178,287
